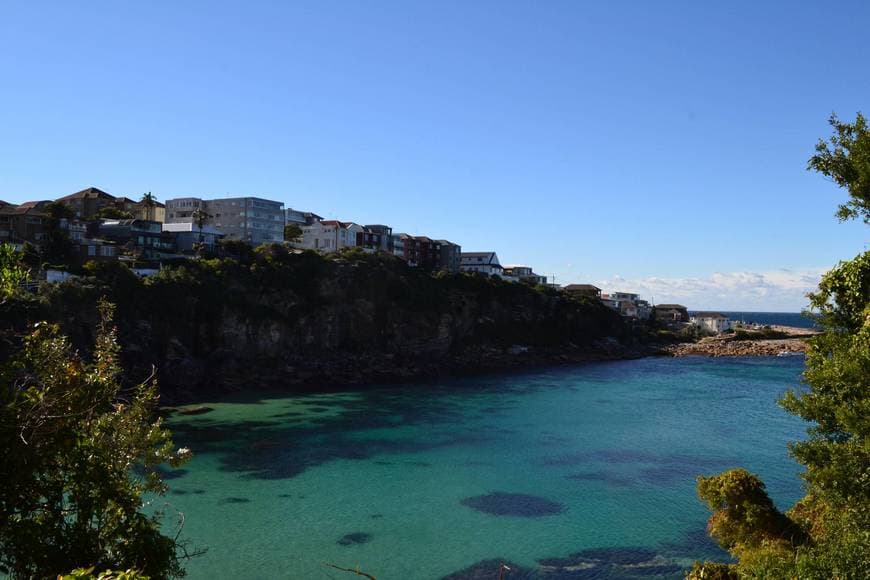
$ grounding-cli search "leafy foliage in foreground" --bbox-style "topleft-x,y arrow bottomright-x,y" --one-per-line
0,243 -> 29,299
62,568 -> 150,580
692,113 -> 870,578
0,301 -> 193,579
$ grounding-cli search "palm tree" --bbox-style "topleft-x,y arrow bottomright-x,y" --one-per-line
191,208 -> 212,255
140,192 -> 156,221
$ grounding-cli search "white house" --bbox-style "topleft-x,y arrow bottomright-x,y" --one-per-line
300,220 -> 365,253
460,252 -> 503,277
691,312 -> 733,333
610,292 -> 640,302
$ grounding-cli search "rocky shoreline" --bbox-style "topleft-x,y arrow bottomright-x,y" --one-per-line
159,329 -> 821,404
660,326 -> 817,358
160,340 -> 655,404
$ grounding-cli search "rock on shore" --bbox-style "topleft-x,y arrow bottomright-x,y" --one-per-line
662,337 -> 809,357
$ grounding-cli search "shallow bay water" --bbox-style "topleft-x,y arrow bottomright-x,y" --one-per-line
162,356 -> 805,579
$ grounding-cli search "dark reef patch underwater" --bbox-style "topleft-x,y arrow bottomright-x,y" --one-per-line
337,532 -> 372,546
441,545 -> 686,579
460,492 -> 565,517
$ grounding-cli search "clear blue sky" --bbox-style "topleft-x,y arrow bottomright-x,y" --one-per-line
1,1 -> 867,310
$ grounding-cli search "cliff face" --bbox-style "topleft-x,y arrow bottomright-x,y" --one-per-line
7,249 -> 631,400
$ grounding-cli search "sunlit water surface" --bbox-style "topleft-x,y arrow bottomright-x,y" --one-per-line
161,356 -> 805,579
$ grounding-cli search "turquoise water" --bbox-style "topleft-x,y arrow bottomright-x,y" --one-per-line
161,356 -> 806,579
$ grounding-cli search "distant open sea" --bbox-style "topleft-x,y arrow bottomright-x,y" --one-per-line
692,311 -> 818,329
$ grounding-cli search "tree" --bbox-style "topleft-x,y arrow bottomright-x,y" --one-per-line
808,112 -> 870,223
0,243 -> 29,299
94,206 -> 134,220
191,208 -> 211,253
41,201 -> 76,266
283,223 -> 303,243
0,300 -> 196,578
140,192 -> 157,222
694,113 -> 870,578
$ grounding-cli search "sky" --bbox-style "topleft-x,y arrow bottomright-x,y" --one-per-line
1,1 -> 867,311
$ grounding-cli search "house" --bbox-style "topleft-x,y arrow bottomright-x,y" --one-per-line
399,235 -> 442,269
460,252 -> 502,277
610,292 -> 640,302
56,187 -> 117,219
635,299 -> 652,320
94,219 -> 173,258
602,292 -> 644,318
563,284 -> 601,299
503,265 -> 547,285
285,208 -> 323,227
0,201 -> 50,248
391,233 -> 406,259
300,220 -> 364,252
74,238 -> 118,264
116,196 -> 166,222
601,295 -> 639,317
655,304 -> 689,324
691,312 -> 733,334
362,225 -> 394,253
165,196 -> 285,246
162,222 -> 224,253
436,240 -> 462,273
619,300 -> 638,318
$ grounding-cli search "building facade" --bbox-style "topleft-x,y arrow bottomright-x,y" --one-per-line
94,219 -> 173,258
503,265 -> 547,285
116,197 -> 166,222
690,312 -> 732,333
436,240 -> 462,273
0,201 -> 49,248
57,187 -> 117,219
285,208 -> 323,227
655,304 -> 690,324
362,225 -> 394,253
399,235 -> 443,269
391,234 -> 405,259
300,220 -> 364,252
460,252 -> 502,277
610,292 -> 640,302
165,196 -> 284,246
563,284 -> 602,299
162,222 -> 224,253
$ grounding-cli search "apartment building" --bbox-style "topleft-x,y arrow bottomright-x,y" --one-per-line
165,196 -> 284,246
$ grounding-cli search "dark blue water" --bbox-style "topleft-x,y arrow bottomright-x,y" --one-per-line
694,311 -> 817,329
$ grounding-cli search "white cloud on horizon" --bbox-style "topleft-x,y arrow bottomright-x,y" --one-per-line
591,268 -> 826,312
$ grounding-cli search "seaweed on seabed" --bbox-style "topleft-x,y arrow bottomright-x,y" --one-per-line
441,559 -> 533,579
460,492 -> 565,517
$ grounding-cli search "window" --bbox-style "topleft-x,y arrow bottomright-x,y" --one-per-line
88,246 -> 96,256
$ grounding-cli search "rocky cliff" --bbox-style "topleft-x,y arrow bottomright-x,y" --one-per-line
3,248 -> 636,401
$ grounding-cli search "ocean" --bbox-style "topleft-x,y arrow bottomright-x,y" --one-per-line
694,311 -> 818,329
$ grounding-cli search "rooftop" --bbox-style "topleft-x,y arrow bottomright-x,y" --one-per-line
461,252 -> 497,258
692,312 -> 728,319
58,187 -> 115,201
0,200 -> 51,215
318,220 -> 357,228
